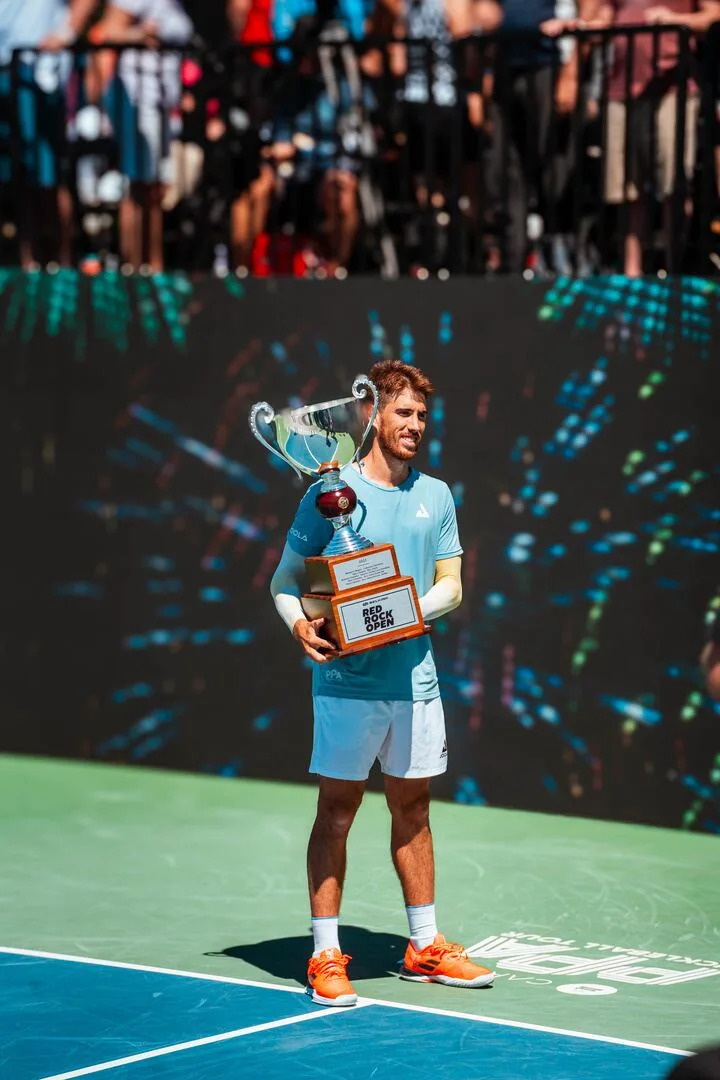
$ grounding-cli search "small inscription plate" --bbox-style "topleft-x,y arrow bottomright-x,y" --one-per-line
333,548 -> 397,591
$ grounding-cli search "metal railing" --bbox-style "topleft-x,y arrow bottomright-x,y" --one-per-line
1,23 -> 719,276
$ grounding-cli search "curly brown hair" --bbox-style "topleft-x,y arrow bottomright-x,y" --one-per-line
368,360 -> 435,406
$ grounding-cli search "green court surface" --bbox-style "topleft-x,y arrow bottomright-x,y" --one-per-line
1,754 -> 718,1056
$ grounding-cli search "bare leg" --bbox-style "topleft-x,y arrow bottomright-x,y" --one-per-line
56,185 -> 74,267
319,169 -> 359,271
385,775 -> 494,988
307,777 -> 365,917
142,182 -> 164,272
623,200 -> 644,277
231,166 -> 274,270
23,188 -> 76,266
18,190 -> 39,268
119,193 -> 142,268
230,193 -> 251,268
384,775 -> 434,906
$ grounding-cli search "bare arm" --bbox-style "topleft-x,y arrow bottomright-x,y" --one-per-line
555,3 -> 581,115
540,0 -> 614,34
580,0 -> 614,24
69,0 -> 101,36
90,3 -> 158,44
473,0 -> 502,31
420,556 -> 463,620
39,0 -> 100,48
445,0 -> 474,37
645,1 -> 720,29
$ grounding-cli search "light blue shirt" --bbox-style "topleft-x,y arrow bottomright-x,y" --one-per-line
272,0 -> 373,41
0,0 -> 69,63
286,463 -> 462,701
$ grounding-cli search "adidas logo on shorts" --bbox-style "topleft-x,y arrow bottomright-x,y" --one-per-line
440,739 -> 448,758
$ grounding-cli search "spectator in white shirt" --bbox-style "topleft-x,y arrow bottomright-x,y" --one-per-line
89,0 -> 193,270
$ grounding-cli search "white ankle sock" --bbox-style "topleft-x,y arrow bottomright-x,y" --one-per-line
406,903 -> 438,950
311,916 -> 340,956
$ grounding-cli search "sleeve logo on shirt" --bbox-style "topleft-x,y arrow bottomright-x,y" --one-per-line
290,527 -> 308,542
415,503 -> 430,519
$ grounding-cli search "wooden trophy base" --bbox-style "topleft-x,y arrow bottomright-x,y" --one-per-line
302,544 -> 429,657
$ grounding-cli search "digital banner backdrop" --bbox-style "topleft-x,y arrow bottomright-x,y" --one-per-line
1,272 -> 719,831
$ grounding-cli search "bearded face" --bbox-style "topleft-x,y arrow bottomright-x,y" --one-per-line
373,388 -> 428,462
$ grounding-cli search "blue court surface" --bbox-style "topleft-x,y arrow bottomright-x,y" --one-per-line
1,947 -> 687,1080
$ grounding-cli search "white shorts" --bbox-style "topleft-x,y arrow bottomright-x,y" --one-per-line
310,696 -> 447,781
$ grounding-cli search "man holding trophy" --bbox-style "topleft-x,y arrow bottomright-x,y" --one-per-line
251,359 -> 494,1007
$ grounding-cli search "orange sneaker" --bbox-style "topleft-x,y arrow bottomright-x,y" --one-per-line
400,934 -> 495,988
307,949 -> 358,1006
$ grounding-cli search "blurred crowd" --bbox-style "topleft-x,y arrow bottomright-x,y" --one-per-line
1,0 -> 720,276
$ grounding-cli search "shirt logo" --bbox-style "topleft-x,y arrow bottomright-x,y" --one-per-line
416,503 -> 430,519
324,669 -> 343,681
290,527 -> 308,542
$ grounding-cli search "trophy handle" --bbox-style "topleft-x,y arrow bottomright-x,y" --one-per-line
249,401 -> 303,479
352,375 -> 378,462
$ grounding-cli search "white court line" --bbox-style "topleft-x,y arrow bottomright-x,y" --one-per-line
359,996 -> 690,1058
0,945 -> 690,1058
0,945 -> 307,996
36,1007 -> 364,1080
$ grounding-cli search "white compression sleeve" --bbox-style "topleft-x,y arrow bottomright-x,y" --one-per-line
274,592 -> 305,634
419,558 -> 463,621
270,543 -> 307,634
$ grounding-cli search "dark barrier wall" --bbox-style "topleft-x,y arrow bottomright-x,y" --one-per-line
2,273 -> 719,830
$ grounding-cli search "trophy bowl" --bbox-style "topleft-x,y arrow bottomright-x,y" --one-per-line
249,374 -> 378,556
249,374 -> 378,479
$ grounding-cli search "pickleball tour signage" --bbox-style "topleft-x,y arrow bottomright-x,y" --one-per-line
466,931 -> 720,995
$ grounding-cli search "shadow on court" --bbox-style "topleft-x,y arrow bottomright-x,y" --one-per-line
209,926 -> 407,984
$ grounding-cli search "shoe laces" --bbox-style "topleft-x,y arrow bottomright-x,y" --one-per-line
311,951 -> 352,978
425,938 -> 467,960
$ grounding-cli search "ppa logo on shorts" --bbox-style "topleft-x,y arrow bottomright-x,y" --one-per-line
363,603 -> 395,632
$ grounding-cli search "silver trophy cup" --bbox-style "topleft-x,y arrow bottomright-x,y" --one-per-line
249,375 -> 378,556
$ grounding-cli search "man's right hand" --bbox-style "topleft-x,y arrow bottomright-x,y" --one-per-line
292,618 -> 338,664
